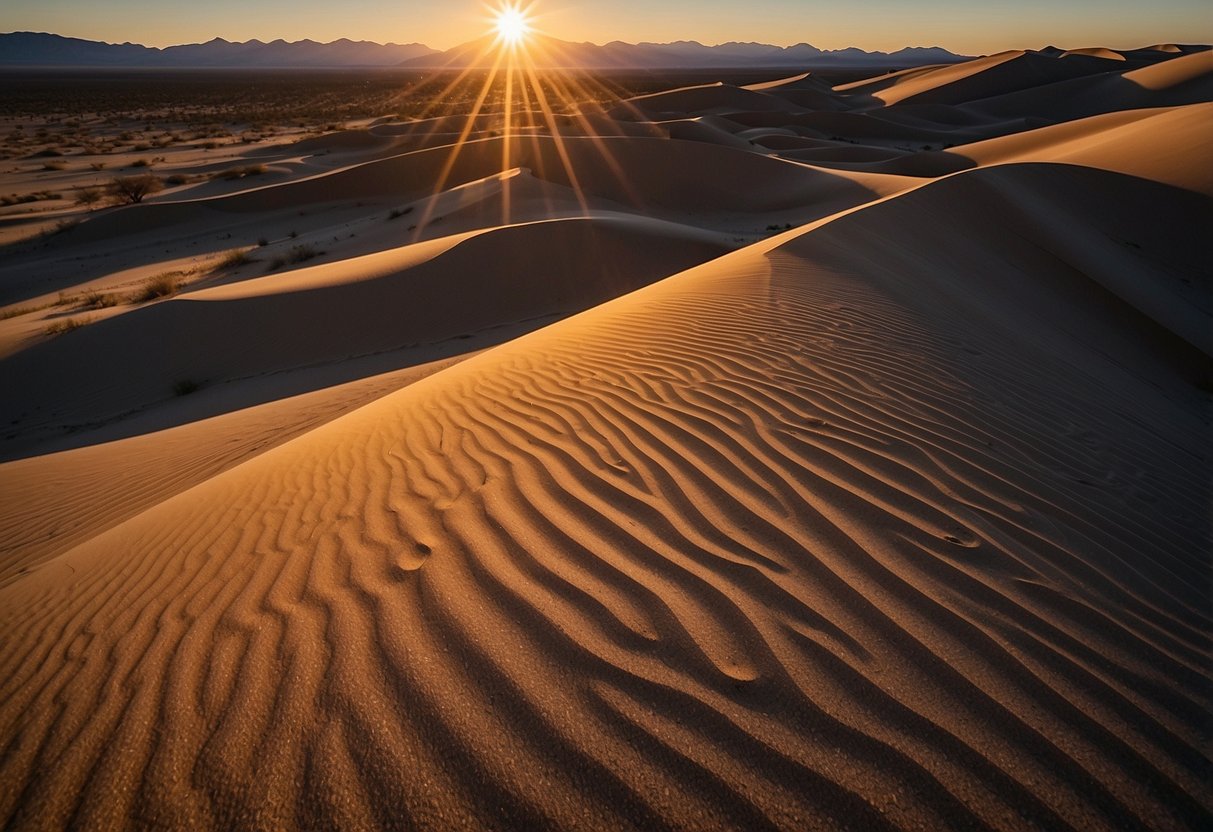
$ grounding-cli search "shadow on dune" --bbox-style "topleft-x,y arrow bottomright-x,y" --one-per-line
0,133 -> 878,305
0,216 -> 736,461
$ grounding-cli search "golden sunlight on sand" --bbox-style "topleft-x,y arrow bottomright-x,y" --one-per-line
0,18 -> 1209,831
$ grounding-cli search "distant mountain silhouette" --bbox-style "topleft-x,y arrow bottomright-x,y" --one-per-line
399,35 -> 969,69
0,32 -> 438,67
0,31 -> 969,70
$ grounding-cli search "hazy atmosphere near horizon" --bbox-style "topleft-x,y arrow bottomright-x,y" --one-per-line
5,0 -> 1213,52
0,0 -> 1210,830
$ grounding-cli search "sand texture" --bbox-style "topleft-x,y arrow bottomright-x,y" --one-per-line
0,44 -> 1210,831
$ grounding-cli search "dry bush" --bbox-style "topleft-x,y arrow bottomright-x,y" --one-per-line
82,290 -> 118,308
107,174 -> 162,204
43,316 -> 90,336
267,244 -> 320,271
75,186 -> 103,209
134,273 -> 179,302
213,248 -> 255,270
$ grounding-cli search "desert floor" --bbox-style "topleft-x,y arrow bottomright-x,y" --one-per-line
0,45 -> 1210,830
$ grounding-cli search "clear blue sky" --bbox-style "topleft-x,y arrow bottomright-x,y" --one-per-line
4,0 -> 1210,53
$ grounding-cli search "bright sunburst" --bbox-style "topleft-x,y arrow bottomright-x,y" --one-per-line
494,3 -> 531,46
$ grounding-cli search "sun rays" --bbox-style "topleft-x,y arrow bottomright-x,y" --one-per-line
385,1 -> 643,239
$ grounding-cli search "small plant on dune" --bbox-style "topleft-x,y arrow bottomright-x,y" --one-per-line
172,378 -> 201,397
81,290 -> 118,309
257,237 -> 269,247
43,316 -> 90,336
267,244 -> 320,271
107,174 -> 162,204
213,247 -> 255,271
41,160 -> 66,171
129,157 -> 152,168
75,186 -> 103,209
165,173 -> 190,186
134,273 -> 179,302
89,161 -> 106,171
213,164 -> 268,181
387,206 -> 414,220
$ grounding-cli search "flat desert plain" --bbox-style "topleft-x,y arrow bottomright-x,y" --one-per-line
0,44 -> 1210,830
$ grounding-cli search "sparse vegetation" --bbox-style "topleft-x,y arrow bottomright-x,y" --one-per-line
387,206 -> 414,220
41,160 -> 66,171
82,290 -> 118,308
213,164 -> 268,181
1,191 -> 59,206
213,247 -> 255,270
134,272 -> 179,302
267,244 -> 320,270
107,174 -> 163,204
43,316 -> 90,336
75,186 -> 103,209
173,379 -> 201,396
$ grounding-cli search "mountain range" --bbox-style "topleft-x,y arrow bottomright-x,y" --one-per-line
0,31 -> 968,69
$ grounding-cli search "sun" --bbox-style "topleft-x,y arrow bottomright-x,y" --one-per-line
494,4 -> 531,46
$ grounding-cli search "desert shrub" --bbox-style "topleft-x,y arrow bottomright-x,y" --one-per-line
89,161 -> 106,171
75,186 -> 103,208
165,173 -> 189,186
107,174 -> 162,204
172,379 -> 201,396
134,273 -> 179,302
129,157 -> 151,168
42,160 -> 66,171
82,290 -> 118,308
43,316 -> 89,336
267,244 -> 320,270
387,206 -> 413,220
214,248 -> 254,270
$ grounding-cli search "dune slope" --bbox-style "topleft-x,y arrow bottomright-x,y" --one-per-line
0,45 -> 1210,832
0,156 -> 1208,830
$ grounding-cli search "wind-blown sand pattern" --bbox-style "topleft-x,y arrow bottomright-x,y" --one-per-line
1,44 -> 1210,830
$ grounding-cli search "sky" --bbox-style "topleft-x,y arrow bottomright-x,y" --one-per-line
4,0 -> 1211,54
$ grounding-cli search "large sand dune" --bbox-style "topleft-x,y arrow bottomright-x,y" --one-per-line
0,43 -> 1210,831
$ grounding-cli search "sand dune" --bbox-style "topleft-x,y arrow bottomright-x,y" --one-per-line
0,44 -> 1209,831
0,216 -> 731,452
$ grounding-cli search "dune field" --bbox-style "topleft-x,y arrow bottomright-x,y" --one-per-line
0,43 -> 1211,830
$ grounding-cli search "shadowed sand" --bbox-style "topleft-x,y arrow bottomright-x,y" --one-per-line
0,43 -> 1210,831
